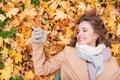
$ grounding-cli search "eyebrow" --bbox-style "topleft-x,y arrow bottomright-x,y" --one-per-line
78,27 -> 87,30
82,27 -> 87,29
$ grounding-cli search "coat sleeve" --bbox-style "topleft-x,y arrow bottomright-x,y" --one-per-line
32,42 -> 66,76
111,68 -> 120,80
110,58 -> 120,80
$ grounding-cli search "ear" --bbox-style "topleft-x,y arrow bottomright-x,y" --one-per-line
94,33 -> 99,40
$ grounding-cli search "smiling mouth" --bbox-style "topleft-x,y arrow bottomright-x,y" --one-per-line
78,38 -> 85,41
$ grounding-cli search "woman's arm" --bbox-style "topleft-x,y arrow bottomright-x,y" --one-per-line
32,42 -> 66,76
111,69 -> 120,80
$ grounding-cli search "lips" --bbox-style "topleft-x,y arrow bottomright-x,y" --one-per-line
77,37 -> 85,41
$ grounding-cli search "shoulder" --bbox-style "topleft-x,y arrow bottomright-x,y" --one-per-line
104,56 -> 119,70
101,47 -> 112,61
97,56 -> 120,80
64,46 -> 76,50
63,46 -> 76,54
63,46 -> 85,62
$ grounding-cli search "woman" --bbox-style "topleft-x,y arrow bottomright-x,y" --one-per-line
32,12 -> 120,80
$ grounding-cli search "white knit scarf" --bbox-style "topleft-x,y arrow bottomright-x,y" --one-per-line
76,42 -> 106,56
76,42 -> 107,80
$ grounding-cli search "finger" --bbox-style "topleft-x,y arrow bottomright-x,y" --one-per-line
32,31 -> 42,39
33,34 -> 43,39
34,27 -> 43,32
34,27 -> 42,31
32,26 -> 36,30
40,32 -> 47,42
34,31 -> 43,35
32,39 -> 41,43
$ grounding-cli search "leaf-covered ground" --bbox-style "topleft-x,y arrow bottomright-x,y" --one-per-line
0,0 -> 120,80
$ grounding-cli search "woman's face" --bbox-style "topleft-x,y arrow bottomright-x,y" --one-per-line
77,21 -> 99,47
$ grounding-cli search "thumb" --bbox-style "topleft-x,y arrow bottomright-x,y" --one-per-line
32,26 -> 36,30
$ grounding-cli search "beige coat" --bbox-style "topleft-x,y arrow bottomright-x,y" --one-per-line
32,43 -> 120,80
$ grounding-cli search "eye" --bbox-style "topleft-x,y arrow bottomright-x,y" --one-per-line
77,30 -> 80,34
83,29 -> 87,32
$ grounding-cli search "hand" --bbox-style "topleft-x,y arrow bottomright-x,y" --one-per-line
32,26 -> 47,43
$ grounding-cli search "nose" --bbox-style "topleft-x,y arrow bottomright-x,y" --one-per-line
77,31 -> 83,36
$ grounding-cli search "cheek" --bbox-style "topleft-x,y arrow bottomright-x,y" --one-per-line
76,34 -> 79,38
86,32 -> 94,37
76,34 -> 80,40
85,33 -> 94,41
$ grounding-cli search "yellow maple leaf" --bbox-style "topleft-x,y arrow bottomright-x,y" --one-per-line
86,0 -> 98,8
2,46 -> 9,55
0,58 -> 13,80
15,65 -> 22,71
10,16 -> 21,27
24,6 -> 37,18
101,1 -> 116,31
77,2 -> 86,12
24,70 -> 35,80
6,8 -> 19,18
40,0 -> 49,9
15,52 -> 23,64
54,10 -> 67,20
49,1 -> 58,9
116,24 -> 120,36
111,44 -> 119,56
22,0 -> 31,6
0,37 -> 3,47
104,1 -> 115,13
59,1 -> 68,9
10,50 -> 23,64
0,14 -> 6,21
10,50 -> 17,57
57,35 -> 71,45
12,65 -> 22,77
46,7 -> 56,18
66,27 -> 73,37
3,4 -> 12,12
57,27 -> 74,45
16,36 -> 25,47
101,13 -> 116,37
22,26 -> 32,39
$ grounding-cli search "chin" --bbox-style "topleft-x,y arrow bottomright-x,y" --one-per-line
77,42 -> 86,45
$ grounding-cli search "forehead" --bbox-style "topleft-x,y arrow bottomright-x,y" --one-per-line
78,21 -> 93,30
